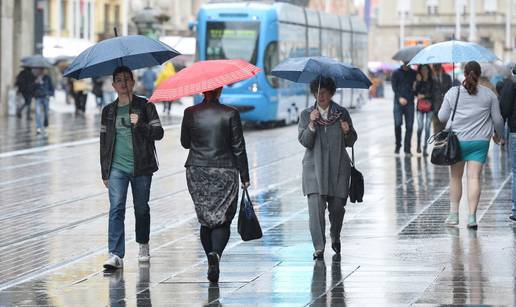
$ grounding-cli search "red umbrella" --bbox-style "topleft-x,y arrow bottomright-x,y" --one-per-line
149,59 -> 261,102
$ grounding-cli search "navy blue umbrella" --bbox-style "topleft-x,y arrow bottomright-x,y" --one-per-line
271,56 -> 371,89
63,35 -> 180,79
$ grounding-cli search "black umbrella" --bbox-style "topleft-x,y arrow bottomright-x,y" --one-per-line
392,45 -> 425,62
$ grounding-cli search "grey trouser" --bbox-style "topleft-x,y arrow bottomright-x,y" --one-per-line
307,194 -> 346,251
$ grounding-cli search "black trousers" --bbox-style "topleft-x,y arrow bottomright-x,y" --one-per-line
200,223 -> 231,257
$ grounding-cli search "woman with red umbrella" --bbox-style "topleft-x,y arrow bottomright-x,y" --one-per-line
181,86 -> 250,283
151,59 -> 259,283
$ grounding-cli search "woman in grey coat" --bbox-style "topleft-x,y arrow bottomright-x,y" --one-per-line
298,77 -> 358,259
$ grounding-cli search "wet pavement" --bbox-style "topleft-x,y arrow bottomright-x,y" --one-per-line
0,94 -> 515,306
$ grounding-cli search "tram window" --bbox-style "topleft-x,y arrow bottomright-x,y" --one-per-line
206,21 -> 260,64
264,41 -> 279,88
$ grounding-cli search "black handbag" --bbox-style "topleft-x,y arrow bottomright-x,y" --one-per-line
237,187 -> 263,241
348,147 -> 364,203
430,87 -> 461,165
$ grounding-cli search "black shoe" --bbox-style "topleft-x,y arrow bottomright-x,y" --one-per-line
423,148 -> 429,157
207,252 -> 220,283
312,250 -> 324,260
417,145 -> 421,154
404,150 -> 412,156
509,215 -> 516,222
394,146 -> 401,154
331,242 -> 341,254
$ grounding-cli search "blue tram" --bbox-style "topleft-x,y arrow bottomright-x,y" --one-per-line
195,2 -> 368,124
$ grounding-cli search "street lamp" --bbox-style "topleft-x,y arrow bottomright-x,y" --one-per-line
132,6 -> 169,39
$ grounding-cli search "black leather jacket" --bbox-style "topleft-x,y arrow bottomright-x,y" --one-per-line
501,78 -> 516,132
180,99 -> 249,183
100,95 -> 164,180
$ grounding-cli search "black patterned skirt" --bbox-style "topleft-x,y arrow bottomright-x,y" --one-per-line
186,166 -> 239,228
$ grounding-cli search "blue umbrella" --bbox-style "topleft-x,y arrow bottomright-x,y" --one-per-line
63,35 -> 180,79
408,40 -> 499,65
271,56 -> 371,89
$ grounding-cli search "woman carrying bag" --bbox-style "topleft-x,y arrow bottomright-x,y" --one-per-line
298,77 -> 358,259
181,87 -> 250,283
415,64 -> 434,156
438,61 -> 505,229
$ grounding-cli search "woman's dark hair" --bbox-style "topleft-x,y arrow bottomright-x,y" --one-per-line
462,61 -> 481,95
417,64 -> 432,81
112,66 -> 134,81
310,77 -> 336,96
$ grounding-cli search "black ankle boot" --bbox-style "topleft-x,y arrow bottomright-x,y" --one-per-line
207,252 -> 220,282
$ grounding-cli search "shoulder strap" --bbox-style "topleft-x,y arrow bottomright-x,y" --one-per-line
351,146 -> 355,167
450,86 -> 461,125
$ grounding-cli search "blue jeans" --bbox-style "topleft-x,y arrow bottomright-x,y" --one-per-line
35,97 -> 49,129
393,102 -> 414,152
510,134 -> 516,217
95,95 -> 105,109
108,168 -> 152,258
417,111 -> 433,150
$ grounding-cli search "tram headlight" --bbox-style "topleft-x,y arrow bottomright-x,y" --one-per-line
249,83 -> 259,93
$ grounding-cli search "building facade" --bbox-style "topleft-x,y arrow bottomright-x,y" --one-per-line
370,0 -> 516,63
0,0 -> 36,117
42,0 -> 127,41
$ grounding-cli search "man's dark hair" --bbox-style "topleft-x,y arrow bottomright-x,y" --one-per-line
310,77 -> 336,96
112,66 -> 134,81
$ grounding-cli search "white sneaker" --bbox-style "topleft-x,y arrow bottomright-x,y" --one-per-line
138,243 -> 150,262
103,253 -> 123,270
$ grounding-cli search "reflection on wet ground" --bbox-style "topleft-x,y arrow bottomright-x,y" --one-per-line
0,99 -> 514,306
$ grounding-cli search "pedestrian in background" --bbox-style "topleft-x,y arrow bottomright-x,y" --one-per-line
181,86 -> 250,283
100,66 -> 164,270
391,61 -> 417,155
72,78 -> 90,115
298,77 -> 357,260
499,65 -> 516,223
414,64 -> 433,157
155,62 -> 176,114
439,61 -> 505,229
140,67 -> 157,99
32,68 -> 54,135
92,76 -> 105,111
431,64 -> 452,134
15,66 -> 35,120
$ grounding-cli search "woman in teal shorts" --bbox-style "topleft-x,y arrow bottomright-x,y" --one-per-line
459,140 -> 490,164
438,61 -> 505,229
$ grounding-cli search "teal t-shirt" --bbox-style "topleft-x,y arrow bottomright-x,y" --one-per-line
111,104 -> 134,174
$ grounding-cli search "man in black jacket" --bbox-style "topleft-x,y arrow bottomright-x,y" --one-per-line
15,67 -> 35,119
500,68 -> 516,223
391,62 -> 417,155
431,64 -> 452,133
100,66 -> 164,269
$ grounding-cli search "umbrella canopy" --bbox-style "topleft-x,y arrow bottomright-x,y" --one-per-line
409,40 -> 499,65
271,56 -> 371,89
392,45 -> 425,62
63,35 -> 180,79
149,59 -> 261,102
21,55 -> 52,68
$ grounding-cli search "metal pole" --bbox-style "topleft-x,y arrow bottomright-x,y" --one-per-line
122,0 -> 128,36
400,9 -> 405,48
506,0 -> 512,61
56,0 -> 61,39
455,0 -> 461,40
468,0 -> 477,42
